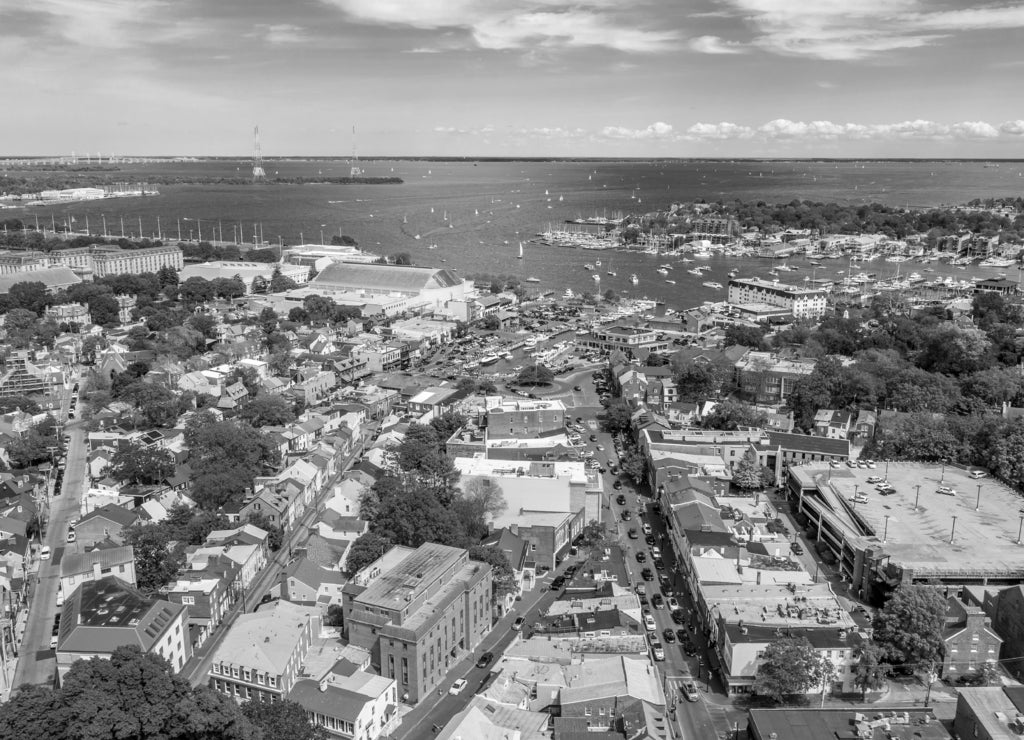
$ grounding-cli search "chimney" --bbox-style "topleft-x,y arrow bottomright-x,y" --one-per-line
756,571 -> 761,585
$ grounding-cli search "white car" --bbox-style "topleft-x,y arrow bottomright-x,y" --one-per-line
449,679 -> 468,695
39,546 -> 51,560
643,613 -> 657,631
651,546 -> 662,559
667,597 -> 680,611
970,470 -> 987,479
642,524 -> 653,535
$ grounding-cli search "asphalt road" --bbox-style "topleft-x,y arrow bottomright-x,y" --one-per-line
11,417 -> 87,691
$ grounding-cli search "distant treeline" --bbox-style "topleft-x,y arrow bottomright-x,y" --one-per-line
0,173 -> 402,191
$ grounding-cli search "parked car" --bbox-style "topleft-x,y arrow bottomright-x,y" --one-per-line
641,568 -> 654,581
621,510 -> 632,521
642,524 -> 653,535
662,628 -> 676,644
667,597 -> 680,611
512,617 -> 525,631
671,609 -> 686,625
39,546 -> 51,560
651,594 -> 664,609
476,652 -> 494,668
635,551 -> 647,563
653,558 -> 665,570
790,542 -> 804,555
613,480 -> 623,490
449,679 -> 468,695
589,434 -> 598,442
970,470 -> 987,479
616,494 -> 627,505
649,640 -> 665,661
627,528 -> 638,539
643,611 -> 657,631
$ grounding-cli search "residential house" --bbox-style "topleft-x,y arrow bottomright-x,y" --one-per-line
71,503 -> 141,547
165,554 -> 240,648
813,409 -> 854,440
56,576 -> 191,684
59,546 -> 136,599
282,557 -> 347,608
943,596 -> 1003,679
290,658 -> 401,740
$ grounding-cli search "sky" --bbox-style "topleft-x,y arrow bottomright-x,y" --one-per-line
2,0 -> 1023,157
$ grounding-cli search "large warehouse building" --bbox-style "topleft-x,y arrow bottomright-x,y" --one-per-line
309,263 -> 470,312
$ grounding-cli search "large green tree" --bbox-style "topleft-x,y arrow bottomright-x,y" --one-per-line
601,399 -> 634,435
732,447 -> 763,491
753,637 -> 832,703
702,400 -> 768,431
345,532 -> 392,576
517,364 -> 554,387
468,544 -> 516,603
110,443 -> 176,485
0,646 -> 256,740
241,700 -> 326,740
124,523 -> 184,593
852,642 -> 891,699
872,585 -> 948,667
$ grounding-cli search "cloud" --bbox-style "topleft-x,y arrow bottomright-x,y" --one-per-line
688,35 -> 745,54
685,118 -> 1024,142
599,122 -> 675,140
1000,120 -> 1024,136
714,0 -> 1024,60
0,0 -> 164,49
321,0 -> 678,52
257,23 -> 306,45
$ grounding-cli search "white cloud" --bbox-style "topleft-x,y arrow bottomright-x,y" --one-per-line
1000,120 -> 1024,136
322,0 -> 678,52
715,0 -> 1024,60
686,118 -> 1024,142
259,24 -> 306,46
599,122 -> 675,140
688,35 -> 745,54
0,0 -> 164,49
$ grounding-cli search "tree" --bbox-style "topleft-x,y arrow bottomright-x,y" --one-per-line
619,447 -> 647,484
872,584 -> 948,666
110,443 -> 176,485
724,324 -> 767,350
517,364 -> 554,387
852,642 -> 891,699
6,420 -> 58,468
480,315 -> 500,330
454,478 -> 507,543
325,604 -> 345,627
241,700 -> 326,740
88,294 -> 121,327
303,294 -> 336,324
4,308 -> 39,347
188,313 -> 219,340
369,477 -> 465,548
346,532 -> 392,576
601,399 -> 634,435
119,381 -> 183,428
179,276 -> 214,305
6,281 -> 51,315
186,416 -> 280,510
703,400 -> 768,431
396,424 -> 460,493
429,410 -> 466,444
156,264 -> 179,289
469,544 -> 517,603
733,447 -> 763,490
578,519 -> 610,559
124,524 -> 184,594
238,394 -> 297,427
270,265 -> 298,293
753,637 -> 831,703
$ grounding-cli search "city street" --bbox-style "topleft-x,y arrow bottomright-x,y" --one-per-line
10,418 -> 88,692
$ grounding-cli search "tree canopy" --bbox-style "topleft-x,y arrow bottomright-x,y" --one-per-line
0,646 -> 257,740
517,364 -> 554,386
872,584 -> 948,667
753,637 -> 833,703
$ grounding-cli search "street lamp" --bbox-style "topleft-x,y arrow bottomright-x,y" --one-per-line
940,457 -> 947,485
924,663 -> 938,707
884,459 -> 890,479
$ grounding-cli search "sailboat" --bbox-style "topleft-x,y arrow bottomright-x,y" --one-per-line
517,242 -> 523,259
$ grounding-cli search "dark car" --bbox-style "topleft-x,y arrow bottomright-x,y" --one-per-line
662,628 -> 676,644
645,535 -> 656,546
671,609 -> 686,625
550,577 -> 565,590
653,558 -> 665,570
573,385 -> 582,392
627,528 -> 638,539
589,434 -> 598,442
651,594 -> 665,609
616,494 -> 626,505
613,480 -> 623,490
790,542 -> 804,555
641,568 -> 654,581
621,510 -> 632,521
677,629 -> 688,642
635,551 -> 647,563
476,651 -> 494,668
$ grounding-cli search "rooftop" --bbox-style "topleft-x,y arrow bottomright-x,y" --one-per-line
747,707 -> 949,740
795,463 -> 1024,578
313,262 -> 463,292
60,545 -> 135,577
209,600 -> 319,674
353,543 -> 464,611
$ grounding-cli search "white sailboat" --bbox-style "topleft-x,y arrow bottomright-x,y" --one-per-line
517,242 -> 523,259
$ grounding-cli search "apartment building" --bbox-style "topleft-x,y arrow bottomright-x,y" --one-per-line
727,278 -> 826,320
342,543 -> 492,702
207,600 -> 322,703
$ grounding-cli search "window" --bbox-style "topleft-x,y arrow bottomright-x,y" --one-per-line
243,669 -> 251,682
181,595 -> 195,605
584,707 -> 592,716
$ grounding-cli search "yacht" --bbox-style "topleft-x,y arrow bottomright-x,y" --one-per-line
606,271 -> 617,277
979,256 -> 1017,268
657,268 -> 669,275
665,279 -> 676,285
630,274 -> 639,285
660,263 -> 673,270
728,269 -> 738,278
595,259 -> 602,267
525,277 -> 541,283
479,354 -> 500,366
584,263 -> 595,270
702,281 -> 724,289
687,268 -> 703,276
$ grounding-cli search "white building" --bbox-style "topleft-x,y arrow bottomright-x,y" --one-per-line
727,278 -> 827,320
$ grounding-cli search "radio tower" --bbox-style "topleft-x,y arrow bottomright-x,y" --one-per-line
252,125 -> 266,182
